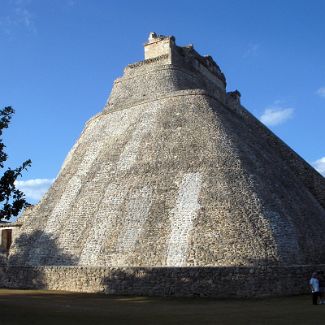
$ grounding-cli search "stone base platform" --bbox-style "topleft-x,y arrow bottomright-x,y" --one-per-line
0,265 -> 323,297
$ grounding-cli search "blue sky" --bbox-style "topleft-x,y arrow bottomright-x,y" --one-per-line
1,0 -> 325,205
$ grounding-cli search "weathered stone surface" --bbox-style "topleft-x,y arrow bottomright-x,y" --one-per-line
3,33 -> 325,297
0,264 -> 323,297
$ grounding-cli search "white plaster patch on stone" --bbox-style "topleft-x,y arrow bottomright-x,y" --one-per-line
74,110 -> 140,176
58,117 -> 107,174
44,175 -> 82,234
264,210 -> 301,263
58,104 -> 145,175
103,106 -> 143,137
56,186 -> 106,255
83,117 -> 107,142
66,106 -> 143,172
113,186 -> 153,266
166,172 -> 202,266
78,182 -> 128,266
78,146 -> 102,177
35,107 -> 148,265
116,104 -> 158,171
28,175 -> 83,265
44,142 -> 106,236
59,141 -> 79,174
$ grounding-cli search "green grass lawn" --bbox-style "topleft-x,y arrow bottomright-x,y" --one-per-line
0,289 -> 324,325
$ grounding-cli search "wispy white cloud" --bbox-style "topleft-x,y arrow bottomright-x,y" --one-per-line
15,178 -> 55,201
0,0 -> 36,35
260,104 -> 294,126
316,87 -> 325,98
312,157 -> 325,177
243,43 -> 260,58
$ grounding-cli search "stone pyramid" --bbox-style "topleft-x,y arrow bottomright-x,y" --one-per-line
9,33 -> 325,270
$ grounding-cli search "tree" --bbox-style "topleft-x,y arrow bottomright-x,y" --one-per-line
0,106 -> 31,221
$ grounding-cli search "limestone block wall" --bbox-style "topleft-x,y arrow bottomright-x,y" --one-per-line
7,34 -> 325,274
8,89 -> 325,269
107,63 -> 225,110
225,95 -> 325,210
1,265 -> 323,298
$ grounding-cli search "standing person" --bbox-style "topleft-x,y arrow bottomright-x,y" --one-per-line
310,272 -> 320,305
319,272 -> 325,304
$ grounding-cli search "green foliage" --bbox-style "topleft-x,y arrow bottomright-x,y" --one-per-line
0,106 -> 31,220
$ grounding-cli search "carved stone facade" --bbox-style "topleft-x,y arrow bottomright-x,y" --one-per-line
2,33 -> 325,297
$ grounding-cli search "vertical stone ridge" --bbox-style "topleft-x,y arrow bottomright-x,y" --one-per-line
78,182 -> 128,266
113,186 -> 153,266
166,172 -> 202,266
